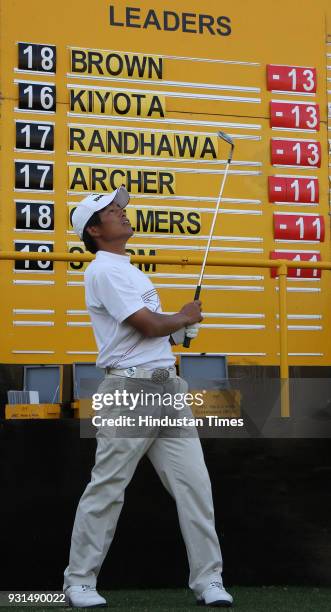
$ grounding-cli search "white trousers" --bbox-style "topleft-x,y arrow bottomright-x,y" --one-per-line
63,375 -> 224,597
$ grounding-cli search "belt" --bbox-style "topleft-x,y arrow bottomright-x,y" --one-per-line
105,365 -> 176,383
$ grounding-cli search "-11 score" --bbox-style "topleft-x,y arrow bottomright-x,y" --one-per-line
268,176 -> 319,203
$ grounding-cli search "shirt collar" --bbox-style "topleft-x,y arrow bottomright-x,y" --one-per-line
96,250 -> 130,264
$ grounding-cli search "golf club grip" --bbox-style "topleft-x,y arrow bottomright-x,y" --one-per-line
194,286 -> 202,300
183,285 -> 202,348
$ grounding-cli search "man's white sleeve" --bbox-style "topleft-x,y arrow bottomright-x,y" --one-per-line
94,267 -> 146,324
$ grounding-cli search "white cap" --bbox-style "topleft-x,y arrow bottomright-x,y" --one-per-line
72,186 -> 130,239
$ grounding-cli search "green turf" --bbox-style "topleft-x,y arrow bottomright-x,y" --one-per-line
2,587 -> 331,611
99,587 -> 331,611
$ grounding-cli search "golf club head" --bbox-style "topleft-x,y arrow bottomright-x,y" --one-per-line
217,130 -> 235,162
217,130 -> 234,146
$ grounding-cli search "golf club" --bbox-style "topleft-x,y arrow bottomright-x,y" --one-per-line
183,130 -> 235,348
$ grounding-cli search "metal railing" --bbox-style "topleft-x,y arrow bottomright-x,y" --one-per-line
1,250 -> 330,418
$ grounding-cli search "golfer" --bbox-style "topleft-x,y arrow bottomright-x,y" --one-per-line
63,186 -> 233,608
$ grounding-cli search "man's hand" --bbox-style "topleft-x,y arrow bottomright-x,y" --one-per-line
179,300 -> 203,325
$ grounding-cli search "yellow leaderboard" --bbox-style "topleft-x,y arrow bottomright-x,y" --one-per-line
0,0 -> 330,366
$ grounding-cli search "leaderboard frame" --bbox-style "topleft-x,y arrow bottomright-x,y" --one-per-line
0,0 -> 329,366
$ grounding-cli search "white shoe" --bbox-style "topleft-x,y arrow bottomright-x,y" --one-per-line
197,580 -> 233,607
65,585 -> 107,608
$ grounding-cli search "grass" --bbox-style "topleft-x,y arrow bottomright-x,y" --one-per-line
2,587 -> 331,611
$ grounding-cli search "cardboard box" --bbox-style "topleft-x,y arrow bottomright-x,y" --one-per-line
5,404 -> 61,419
73,399 -> 94,419
191,390 -> 241,418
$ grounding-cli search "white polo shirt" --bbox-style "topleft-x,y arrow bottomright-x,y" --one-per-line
84,250 -> 175,370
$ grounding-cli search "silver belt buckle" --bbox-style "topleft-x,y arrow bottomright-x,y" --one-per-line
151,368 -> 170,383
125,367 -> 136,377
